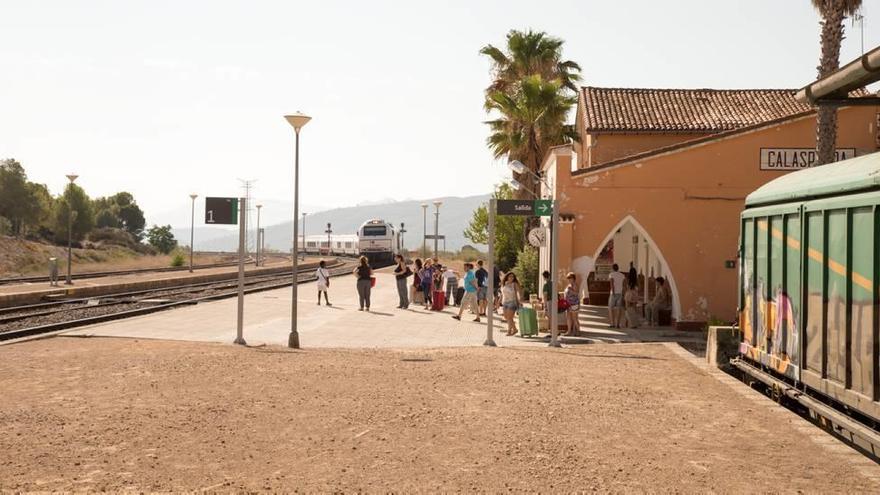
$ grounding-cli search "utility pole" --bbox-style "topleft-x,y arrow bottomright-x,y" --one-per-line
301,212 -> 308,261
189,193 -> 198,272
237,178 -> 256,257
64,174 -> 78,285
421,203 -> 428,258
399,222 -> 406,253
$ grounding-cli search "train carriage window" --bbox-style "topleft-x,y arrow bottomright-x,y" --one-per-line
362,226 -> 387,236
345,242 -> 352,248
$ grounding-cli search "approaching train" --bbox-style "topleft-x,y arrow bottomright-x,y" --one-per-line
297,219 -> 400,264
736,151 -> 880,451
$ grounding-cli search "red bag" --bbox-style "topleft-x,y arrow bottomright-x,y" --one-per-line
370,276 -> 377,288
557,297 -> 571,312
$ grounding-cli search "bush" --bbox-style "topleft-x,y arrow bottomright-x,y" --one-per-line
170,251 -> 186,267
512,245 -> 539,298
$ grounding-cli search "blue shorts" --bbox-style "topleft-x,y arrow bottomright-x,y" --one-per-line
609,294 -> 623,308
477,287 -> 488,301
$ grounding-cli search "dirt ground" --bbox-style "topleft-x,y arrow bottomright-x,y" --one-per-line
0,338 -> 875,492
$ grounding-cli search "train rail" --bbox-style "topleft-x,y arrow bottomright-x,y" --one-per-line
0,253 -> 290,286
0,258 -> 356,343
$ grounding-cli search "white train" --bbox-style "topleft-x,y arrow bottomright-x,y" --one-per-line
296,219 -> 399,265
357,219 -> 399,265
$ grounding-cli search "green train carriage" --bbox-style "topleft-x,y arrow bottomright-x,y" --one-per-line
739,151 -> 880,422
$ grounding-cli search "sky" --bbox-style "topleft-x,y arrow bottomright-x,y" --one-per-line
1,0 -> 878,226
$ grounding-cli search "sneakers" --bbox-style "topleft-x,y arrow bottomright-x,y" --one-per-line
452,315 -> 461,320
473,318 -> 481,322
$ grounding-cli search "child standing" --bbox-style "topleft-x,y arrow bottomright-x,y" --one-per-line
316,260 -> 331,306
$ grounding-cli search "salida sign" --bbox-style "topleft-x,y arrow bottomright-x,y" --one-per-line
760,148 -> 855,170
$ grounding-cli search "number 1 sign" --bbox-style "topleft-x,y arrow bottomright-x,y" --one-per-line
205,197 -> 238,225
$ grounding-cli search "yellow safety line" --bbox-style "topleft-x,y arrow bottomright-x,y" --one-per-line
754,220 -> 873,292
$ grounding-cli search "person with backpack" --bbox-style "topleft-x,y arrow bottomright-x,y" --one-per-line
315,259 -> 331,306
452,263 -> 480,323
393,254 -> 411,309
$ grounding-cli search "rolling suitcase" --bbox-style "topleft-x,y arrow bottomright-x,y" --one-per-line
518,307 -> 538,337
454,287 -> 465,306
432,291 -> 446,310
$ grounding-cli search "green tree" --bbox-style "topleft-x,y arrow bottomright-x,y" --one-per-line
53,183 -> 94,244
464,183 -> 523,271
0,159 -> 51,235
92,191 -> 145,239
480,29 -> 581,198
146,224 -> 177,254
512,245 -> 540,298
811,0 -> 863,165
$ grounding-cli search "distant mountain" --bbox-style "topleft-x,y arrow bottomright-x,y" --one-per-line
185,194 -> 490,252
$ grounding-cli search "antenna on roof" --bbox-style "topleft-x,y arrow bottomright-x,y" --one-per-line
852,10 -> 865,55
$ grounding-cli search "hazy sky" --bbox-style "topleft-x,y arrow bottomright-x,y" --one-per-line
1,0 -> 877,225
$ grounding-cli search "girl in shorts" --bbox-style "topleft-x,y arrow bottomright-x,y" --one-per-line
500,272 -> 522,336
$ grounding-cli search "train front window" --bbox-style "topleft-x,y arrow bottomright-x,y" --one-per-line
362,226 -> 387,236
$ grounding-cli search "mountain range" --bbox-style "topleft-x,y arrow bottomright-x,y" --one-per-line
171,195 -> 490,253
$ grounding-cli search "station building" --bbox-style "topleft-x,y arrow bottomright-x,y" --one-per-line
539,86 -> 879,323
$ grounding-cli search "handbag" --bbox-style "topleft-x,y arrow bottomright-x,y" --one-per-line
557,298 -> 571,312
370,276 -> 377,288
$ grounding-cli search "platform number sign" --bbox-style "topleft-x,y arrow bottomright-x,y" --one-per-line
205,197 -> 238,225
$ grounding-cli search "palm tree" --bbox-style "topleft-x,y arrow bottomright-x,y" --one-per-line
480,30 -> 581,198
811,0 -> 863,165
485,75 -> 578,181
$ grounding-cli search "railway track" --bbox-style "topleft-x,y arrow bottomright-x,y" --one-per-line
0,254 -> 291,285
0,258 -> 356,342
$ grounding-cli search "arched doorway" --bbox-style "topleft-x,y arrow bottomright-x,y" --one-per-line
574,215 -> 682,319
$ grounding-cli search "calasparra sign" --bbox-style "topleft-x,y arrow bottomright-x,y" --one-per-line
760,148 -> 855,170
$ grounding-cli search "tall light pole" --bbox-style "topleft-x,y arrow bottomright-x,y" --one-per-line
255,204 -> 262,266
284,112 -> 311,349
301,212 -> 308,261
64,174 -> 78,285
421,203 -> 428,258
189,193 -> 198,272
399,222 -> 406,253
432,200 -> 442,259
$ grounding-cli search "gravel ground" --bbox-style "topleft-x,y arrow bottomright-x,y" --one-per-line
0,337 -> 875,492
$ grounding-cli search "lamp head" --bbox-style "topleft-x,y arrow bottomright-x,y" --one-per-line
421,203 -> 428,209
189,193 -> 198,200
507,160 -> 526,175
508,178 -> 525,191
433,200 -> 442,208
256,204 -> 262,209
284,112 -> 312,132
66,174 -> 79,183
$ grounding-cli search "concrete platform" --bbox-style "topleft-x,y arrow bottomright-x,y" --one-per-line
0,258 -> 322,308
63,272 -> 708,349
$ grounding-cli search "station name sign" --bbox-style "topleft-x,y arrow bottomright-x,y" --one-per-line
760,148 -> 855,171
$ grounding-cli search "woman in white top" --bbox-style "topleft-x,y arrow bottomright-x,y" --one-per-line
316,259 -> 331,306
500,272 -> 522,336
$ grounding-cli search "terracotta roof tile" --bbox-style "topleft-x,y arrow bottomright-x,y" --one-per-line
581,87 -> 868,133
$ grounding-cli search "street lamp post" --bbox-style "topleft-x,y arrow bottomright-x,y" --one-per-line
255,204 -> 262,266
399,222 -> 406,253
421,203 -> 428,258
301,212 -> 308,261
64,174 -> 78,285
284,112 -> 311,349
432,200 -> 442,259
189,194 -> 198,272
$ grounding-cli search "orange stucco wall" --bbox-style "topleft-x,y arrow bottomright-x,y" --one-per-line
551,105 -> 879,321
583,132 -> 710,168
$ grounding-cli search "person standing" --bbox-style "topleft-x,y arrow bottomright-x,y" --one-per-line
541,270 -> 552,304
353,256 -> 373,311
442,265 -> 458,306
627,262 -> 638,289
419,258 -> 435,310
500,272 -> 522,336
452,263 -> 480,323
315,259 -> 331,306
48,257 -> 59,287
411,258 -> 423,304
563,272 -> 580,336
393,254 -> 411,309
624,280 -> 641,328
475,260 -> 489,316
608,263 -> 626,328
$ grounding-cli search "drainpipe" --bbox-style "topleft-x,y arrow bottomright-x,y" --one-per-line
796,46 -> 880,104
